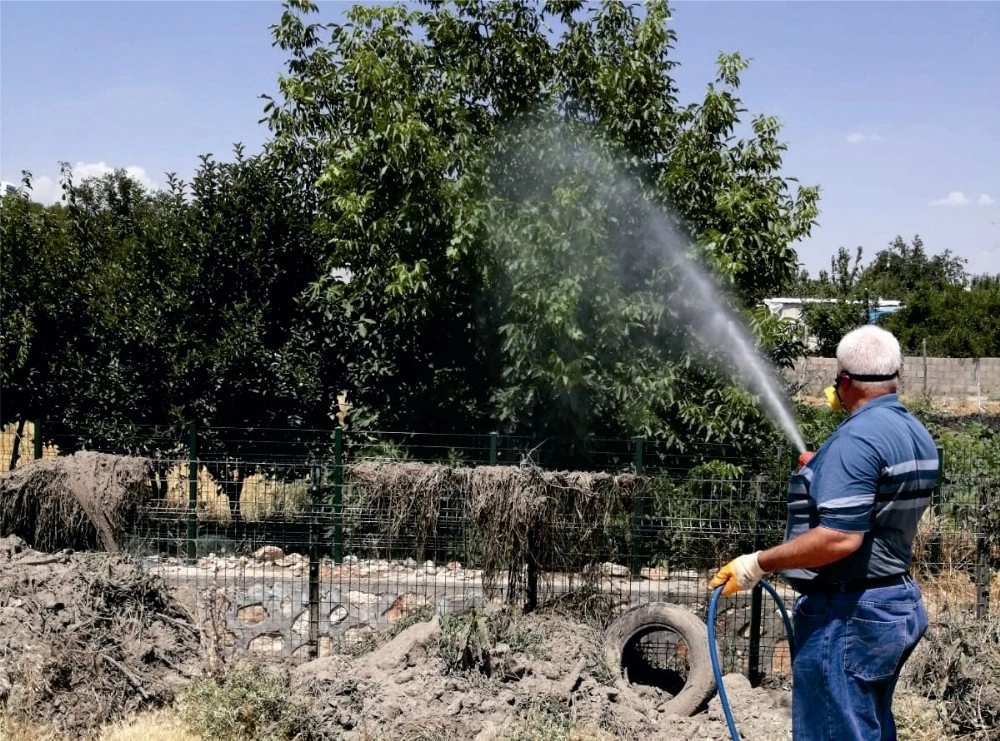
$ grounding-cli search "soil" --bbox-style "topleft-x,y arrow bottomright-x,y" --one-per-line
0,533 -> 802,740
0,536 -> 201,740
288,611 -> 797,740
0,537 -> 958,740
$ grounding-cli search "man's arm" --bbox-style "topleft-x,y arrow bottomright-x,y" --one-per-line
757,526 -> 863,573
709,526 -> 864,596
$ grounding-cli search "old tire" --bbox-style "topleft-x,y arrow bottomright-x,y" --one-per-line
604,602 -> 716,717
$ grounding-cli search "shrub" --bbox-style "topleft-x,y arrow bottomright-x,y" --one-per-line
178,663 -> 316,741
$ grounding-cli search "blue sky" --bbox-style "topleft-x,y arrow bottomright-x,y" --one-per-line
2,1 -> 997,278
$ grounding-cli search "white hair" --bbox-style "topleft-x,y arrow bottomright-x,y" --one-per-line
836,325 -> 902,391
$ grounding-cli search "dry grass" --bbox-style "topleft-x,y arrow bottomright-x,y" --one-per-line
0,452 -> 153,552
912,508 -> 999,618
347,463 -> 641,597
349,461 -> 458,560
916,568 -> 1000,621
0,708 -> 199,741
894,691 -> 949,741
912,514 -> 984,572
98,708 -> 199,741
161,463 -> 232,524
159,467 -> 310,524
904,612 -> 1000,739
239,473 -> 309,520
0,420 -> 60,473
910,396 -> 1000,416
796,394 -> 1000,417
0,713 -> 64,741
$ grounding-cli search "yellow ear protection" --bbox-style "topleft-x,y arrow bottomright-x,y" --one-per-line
823,370 -> 899,413
824,383 -> 843,412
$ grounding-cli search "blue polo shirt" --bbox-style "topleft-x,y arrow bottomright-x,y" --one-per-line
782,394 -> 939,585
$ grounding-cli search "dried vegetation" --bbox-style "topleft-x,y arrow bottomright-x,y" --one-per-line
0,535 -> 201,739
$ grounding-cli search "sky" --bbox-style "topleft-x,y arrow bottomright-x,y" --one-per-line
1,0 -> 998,278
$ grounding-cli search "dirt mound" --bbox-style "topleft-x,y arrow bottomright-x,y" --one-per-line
288,609 -> 794,740
0,451 -> 154,552
905,612 -> 1000,738
0,536 -> 202,739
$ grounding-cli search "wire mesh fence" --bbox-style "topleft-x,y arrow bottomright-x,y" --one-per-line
2,420 -> 997,681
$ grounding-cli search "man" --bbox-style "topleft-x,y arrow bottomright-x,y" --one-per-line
710,325 -> 939,740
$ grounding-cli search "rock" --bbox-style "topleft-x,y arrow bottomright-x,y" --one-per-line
601,562 -> 629,577
254,545 -> 283,563
382,592 -> 432,624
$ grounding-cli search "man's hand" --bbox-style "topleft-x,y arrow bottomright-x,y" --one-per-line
710,552 -> 765,597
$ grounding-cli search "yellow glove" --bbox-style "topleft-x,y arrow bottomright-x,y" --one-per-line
710,552 -> 765,597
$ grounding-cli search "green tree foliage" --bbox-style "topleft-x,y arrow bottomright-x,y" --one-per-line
0,152 -> 326,452
0,174 -> 77,424
793,246 -> 872,356
2,0 -> 824,466
881,275 -> 1000,357
794,235 -> 998,358
857,234 -> 968,297
265,0 -> 818,457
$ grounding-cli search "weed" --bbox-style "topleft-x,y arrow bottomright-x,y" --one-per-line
501,697 -> 612,741
178,662 -> 316,741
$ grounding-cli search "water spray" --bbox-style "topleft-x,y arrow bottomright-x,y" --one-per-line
623,183 -> 808,454
496,125 -> 810,453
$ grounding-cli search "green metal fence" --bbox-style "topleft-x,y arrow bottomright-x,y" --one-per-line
2,421 -> 996,679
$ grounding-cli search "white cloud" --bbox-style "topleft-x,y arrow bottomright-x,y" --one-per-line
929,191 -> 970,207
24,161 -> 159,205
977,193 -> 995,206
846,132 -> 882,144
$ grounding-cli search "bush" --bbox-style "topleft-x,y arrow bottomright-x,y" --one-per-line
905,614 -> 1000,738
178,663 -> 316,741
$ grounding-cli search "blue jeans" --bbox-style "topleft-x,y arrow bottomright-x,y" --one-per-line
791,576 -> 928,740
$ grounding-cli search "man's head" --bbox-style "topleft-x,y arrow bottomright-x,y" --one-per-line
833,325 -> 903,412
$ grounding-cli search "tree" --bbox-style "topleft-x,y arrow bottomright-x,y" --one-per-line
0,153 -> 327,460
0,172 -> 77,433
794,235 -> 993,359
265,0 -> 818,459
857,234 -> 968,297
795,246 -> 871,356
882,276 -> 1000,357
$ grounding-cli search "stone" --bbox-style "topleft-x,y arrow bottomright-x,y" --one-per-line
236,603 -> 268,625
254,545 -> 284,563
382,592 -> 431,624
248,632 -> 284,654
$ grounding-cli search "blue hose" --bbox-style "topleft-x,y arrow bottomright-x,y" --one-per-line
707,580 -> 795,741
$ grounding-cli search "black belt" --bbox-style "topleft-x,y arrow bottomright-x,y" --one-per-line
792,573 -> 909,595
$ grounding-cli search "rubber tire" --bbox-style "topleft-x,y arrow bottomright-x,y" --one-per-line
603,602 -> 717,717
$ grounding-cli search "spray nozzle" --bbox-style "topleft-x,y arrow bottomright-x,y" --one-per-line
797,451 -> 815,468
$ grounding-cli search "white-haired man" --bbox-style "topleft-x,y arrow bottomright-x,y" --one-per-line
711,325 -> 938,740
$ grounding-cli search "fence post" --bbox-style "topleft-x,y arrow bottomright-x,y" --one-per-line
33,419 -> 42,460
524,431 -> 539,612
922,338 -> 928,393
489,431 -> 498,465
308,461 -> 322,657
187,423 -> 198,561
332,427 -> 344,564
631,437 -> 645,578
748,474 -> 769,686
975,480 -> 993,619
525,531 -> 539,613
929,446 -> 944,572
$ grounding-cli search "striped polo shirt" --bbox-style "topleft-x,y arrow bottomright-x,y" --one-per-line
782,394 -> 939,585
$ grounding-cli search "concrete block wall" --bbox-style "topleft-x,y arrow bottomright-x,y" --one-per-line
786,356 -> 1000,398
